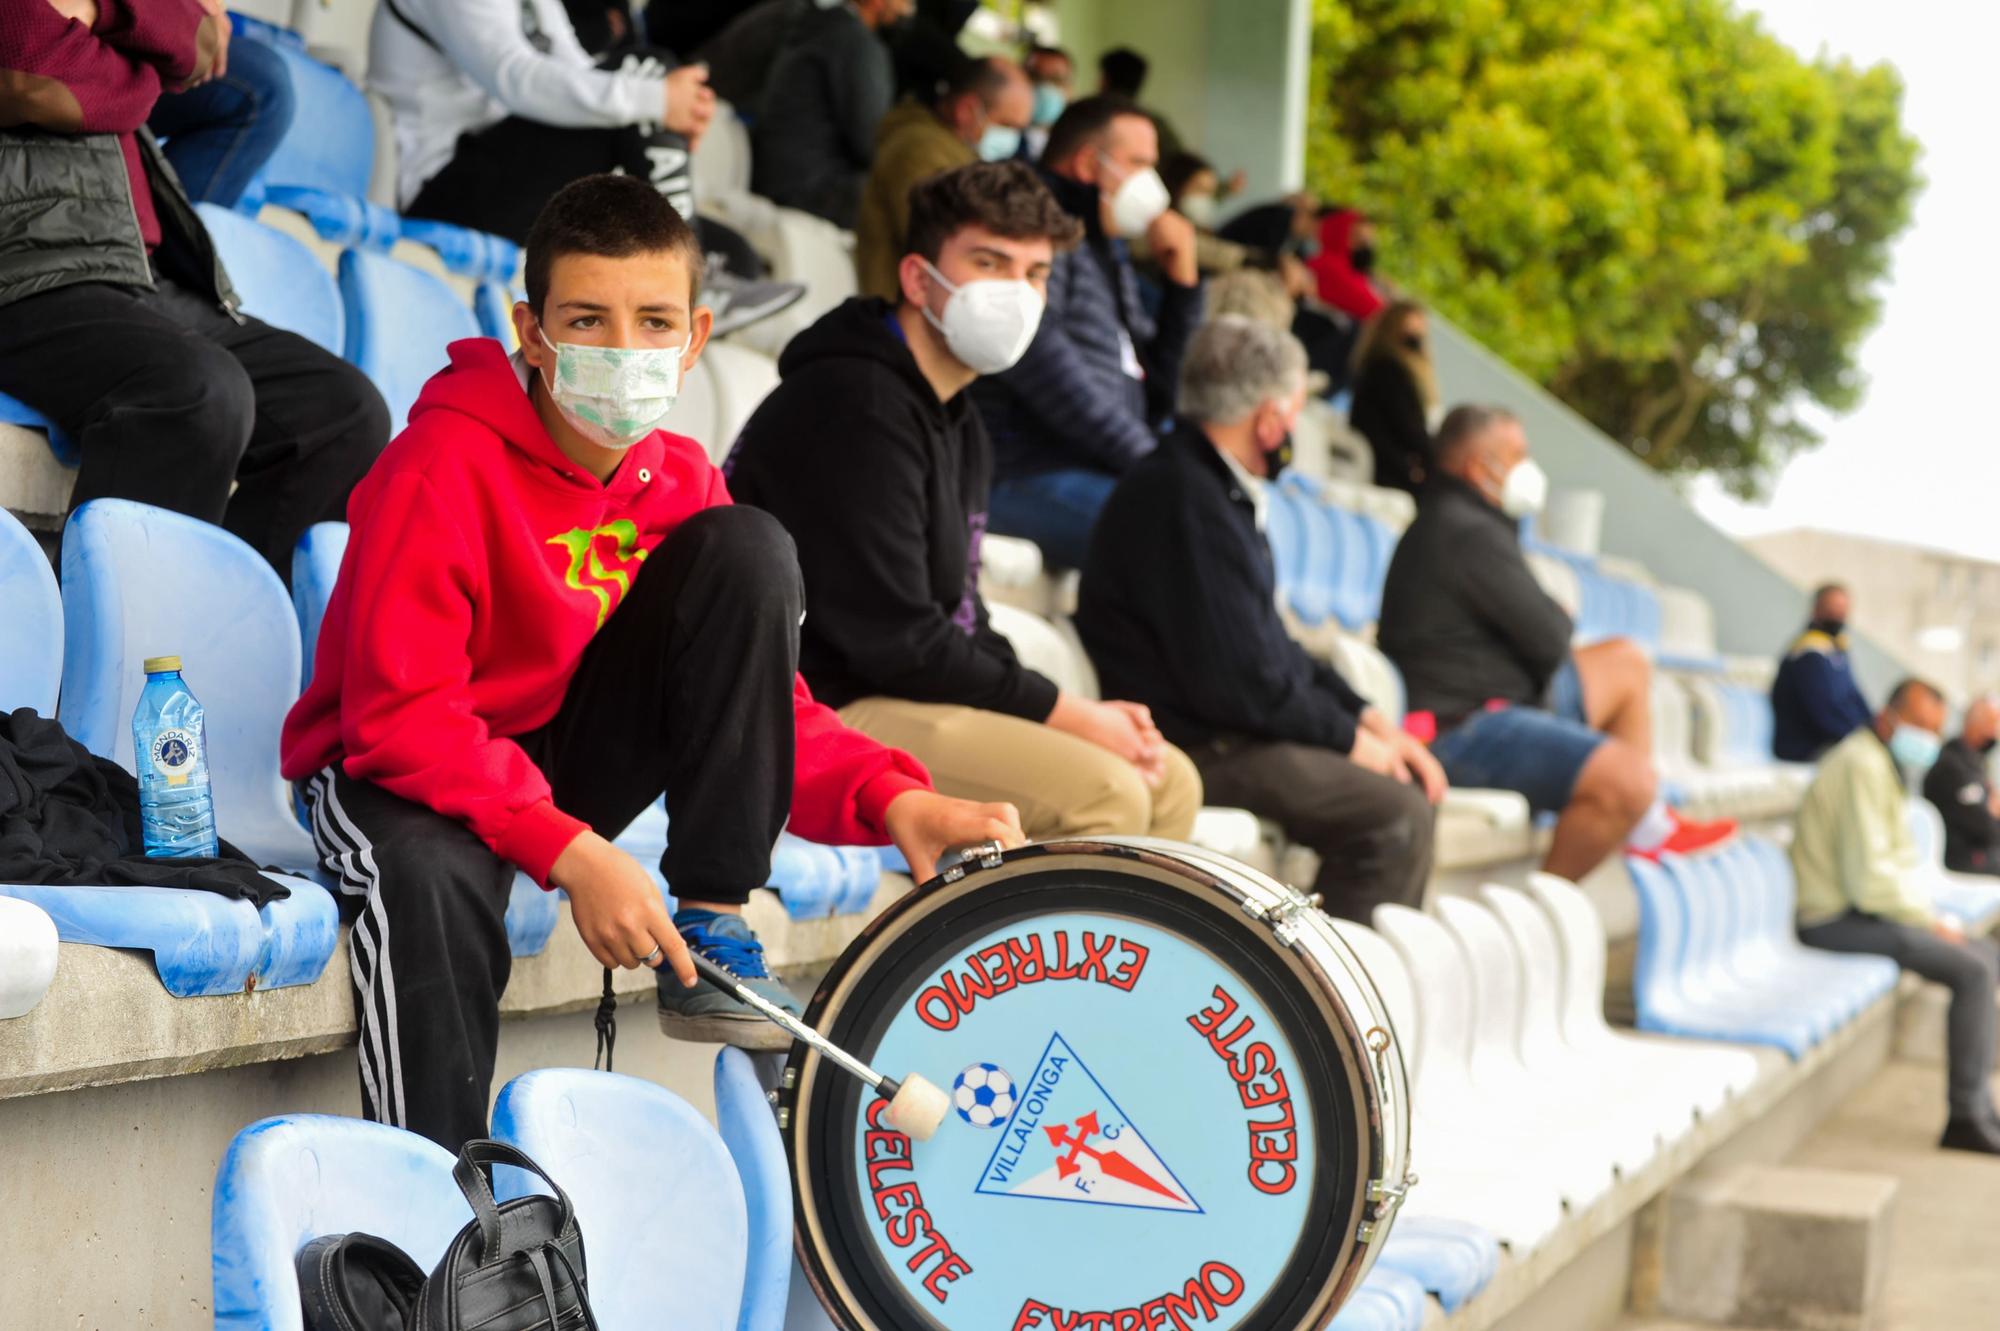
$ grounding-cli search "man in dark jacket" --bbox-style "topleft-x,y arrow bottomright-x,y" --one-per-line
749,0 -> 908,228
1924,697 -> 2000,875
1771,584 -> 1875,763
1078,317 -> 1439,921
1377,405 -> 1732,881
969,95 -> 1203,570
729,162 -> 1200,841
0,0 -> 388,577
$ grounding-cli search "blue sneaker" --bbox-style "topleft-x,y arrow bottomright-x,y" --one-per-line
656,909 -> 802,1050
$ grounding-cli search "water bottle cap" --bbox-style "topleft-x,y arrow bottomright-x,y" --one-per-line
143,655 -> 183,674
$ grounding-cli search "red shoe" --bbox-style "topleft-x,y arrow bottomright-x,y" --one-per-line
1632,809 -> 1737,861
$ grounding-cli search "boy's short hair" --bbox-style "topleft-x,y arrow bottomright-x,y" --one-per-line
524,174 -> 706,315
903,160 -> 1084,270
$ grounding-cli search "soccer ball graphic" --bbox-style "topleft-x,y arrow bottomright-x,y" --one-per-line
951,1063 -> 1018,1128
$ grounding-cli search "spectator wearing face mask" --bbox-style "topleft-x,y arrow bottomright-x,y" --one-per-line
967,95 -> 1204,569
728,162 -> 1200,844
1078,317 -> 1441,923
1021,43 -> 1070,161
1154,151 -> 1252,278
855,54 -> 1030,300
1306,207 -> 1385,322
1923,696 -> 2000,876
1378,406 -> 1735,883
1347,300 -> 1438,493
1771,583 -> 1875,763
750,0 -> 911,228
1793,680 -> 2000,1154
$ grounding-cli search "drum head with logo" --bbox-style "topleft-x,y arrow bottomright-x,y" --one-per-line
784,842 -> 1399,1331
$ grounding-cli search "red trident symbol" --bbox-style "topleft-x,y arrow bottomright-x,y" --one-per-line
1044,1112 -> 1183,1202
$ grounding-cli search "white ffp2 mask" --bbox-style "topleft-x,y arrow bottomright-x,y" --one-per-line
1500,457 -> 1549,519
921,260 -> 1045,375
1100,155 -> 1172,236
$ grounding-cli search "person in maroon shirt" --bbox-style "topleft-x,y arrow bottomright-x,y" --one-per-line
0,0 -> 387,577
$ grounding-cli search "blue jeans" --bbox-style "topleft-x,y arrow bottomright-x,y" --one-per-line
1430,703 -> 1606,816
988,468 -> 1121,571
148,36 -> 297,207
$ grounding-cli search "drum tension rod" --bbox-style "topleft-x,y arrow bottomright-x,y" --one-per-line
938,839 -> 1008,884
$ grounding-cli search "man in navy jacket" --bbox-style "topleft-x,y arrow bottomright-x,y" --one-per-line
969,94 -> 1203,569
1772,583 -> 1875,762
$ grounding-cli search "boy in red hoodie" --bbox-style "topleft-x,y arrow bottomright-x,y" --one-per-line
281,173 -> 1022,1151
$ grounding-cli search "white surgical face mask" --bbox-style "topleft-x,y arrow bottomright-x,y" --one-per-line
1499,457 -> 1549,519
920,259 -> 1044,375
1098,153 -> 1171,236
537,329 -> 684,450
1180,192 -> 1219,229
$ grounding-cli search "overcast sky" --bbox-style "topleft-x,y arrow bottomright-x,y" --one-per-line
1689,2 -> 2000,561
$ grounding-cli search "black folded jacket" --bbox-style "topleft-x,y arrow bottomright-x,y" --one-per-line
0,707 -> 288,907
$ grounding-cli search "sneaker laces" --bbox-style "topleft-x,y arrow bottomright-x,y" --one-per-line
682,924 -> 773,980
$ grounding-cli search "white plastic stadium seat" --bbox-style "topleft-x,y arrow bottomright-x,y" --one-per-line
1441,893 -> 1661,1177
1375,903 -> 1613,1212
691,99 -> 754,202
1329,917 -> 1565,1251
673,352 -> 727,463
700,340 -> 782,461
732,208 -> 857,357
1523,871 -> 1762,1116
0,898 -> 58,1020
1524,550 -> 1582,621
984,602 -> 1094,699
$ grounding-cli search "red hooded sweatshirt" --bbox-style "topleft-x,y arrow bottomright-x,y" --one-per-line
1306,209 -> 1386,322
281,339 -> 931,886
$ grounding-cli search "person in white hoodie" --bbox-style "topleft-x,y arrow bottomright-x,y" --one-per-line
369,0 -> 798,332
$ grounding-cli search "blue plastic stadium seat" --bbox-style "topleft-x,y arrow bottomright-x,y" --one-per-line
10,502 -> 337,994
1327,1266 -> 1427,1331
245,43 -> 397,252
492,1069 -> 749,1331
292,523 -> 348,687
194,203 -> 345,354
212,1114 -> 468,1330
1377,1216 -> 1499,1312
1626,846 -> 1897,1058
60,500 -> 317,872
0,390 -> 76,467
1351,511 -> 1395,625
1384,1215 -> 1496,1303
713,1049 -> 791,1330
339,249 -> 483,429
398,218 -> 522,282
474,280 -> 517,342
0,507 -> 60,715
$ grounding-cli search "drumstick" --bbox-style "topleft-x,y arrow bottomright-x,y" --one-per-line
688,951 -> 952,1141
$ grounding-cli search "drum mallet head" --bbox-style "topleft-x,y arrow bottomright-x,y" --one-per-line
688,951 -> 950,1140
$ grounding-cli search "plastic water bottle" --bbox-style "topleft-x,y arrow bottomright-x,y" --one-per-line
132,656 -> 218,859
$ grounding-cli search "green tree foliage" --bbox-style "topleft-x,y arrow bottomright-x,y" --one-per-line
1308,0 -> 1921,495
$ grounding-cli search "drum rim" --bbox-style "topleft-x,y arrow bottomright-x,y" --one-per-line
782,839 -> 1406,1331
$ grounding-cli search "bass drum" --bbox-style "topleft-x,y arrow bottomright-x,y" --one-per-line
783,838 -> 1414,1331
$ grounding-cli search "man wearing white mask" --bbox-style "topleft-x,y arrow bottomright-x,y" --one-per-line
1378,405 -> 1734,881
968,95 -> 1204,570
1792,679 -> 2000,1155
281,174 -> 1024,1151
730,162 -> 1202,844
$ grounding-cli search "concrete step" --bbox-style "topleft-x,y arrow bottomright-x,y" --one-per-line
1653,1165 -> 1897,1331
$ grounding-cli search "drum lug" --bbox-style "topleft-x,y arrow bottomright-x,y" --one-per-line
1358,1171 -> 1418,1243
939,839 -> 1007,883
1242,890 -> 1322,943
776,1106 -> 791,1130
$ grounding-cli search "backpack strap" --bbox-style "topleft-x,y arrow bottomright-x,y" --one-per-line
451,1140 -> 578,1267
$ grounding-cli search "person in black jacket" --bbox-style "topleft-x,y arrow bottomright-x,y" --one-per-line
968,95 -> 1204,570
749,0 -> 909,228
1924,698 -> 2000,875
728,161 -> 1201,842
1346,300 -> 1437,493
1377,405 -> 1734,881
0,0 -> 388,579
1078,317 -> 1441,921
1771,584 -> 1875,762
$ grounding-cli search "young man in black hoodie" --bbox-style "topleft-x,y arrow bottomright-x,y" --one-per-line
728,161 -> 1202,842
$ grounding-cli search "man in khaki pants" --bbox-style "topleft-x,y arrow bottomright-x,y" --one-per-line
726,161 -> 1200,842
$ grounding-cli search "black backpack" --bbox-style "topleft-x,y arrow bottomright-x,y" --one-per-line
298,1140 -> 597,1331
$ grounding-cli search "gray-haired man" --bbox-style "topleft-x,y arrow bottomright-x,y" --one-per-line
1076,316 -> 1442,922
